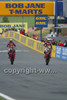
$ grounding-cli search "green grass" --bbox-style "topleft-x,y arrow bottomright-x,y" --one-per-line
0,16 -> 49,38
0,16 -> 35,28
0,97 -> 5,100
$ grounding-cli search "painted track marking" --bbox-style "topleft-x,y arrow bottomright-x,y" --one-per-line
0,93 -> 16,100
0,50 -> 29,53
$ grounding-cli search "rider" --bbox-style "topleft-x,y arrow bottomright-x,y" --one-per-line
7,39 -> 16,48
44,39 -> 52,58
7,39 -> 16,54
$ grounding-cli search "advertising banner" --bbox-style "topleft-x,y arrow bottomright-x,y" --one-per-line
55,46 -> 67,61
51,45 -> 56,58
35,15 -> 48,27
0,23 -> 28,32
0,2 -> 54,16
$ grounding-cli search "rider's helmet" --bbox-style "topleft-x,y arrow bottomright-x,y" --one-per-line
10,39 -> 12,42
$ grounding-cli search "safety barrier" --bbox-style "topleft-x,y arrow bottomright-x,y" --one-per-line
1,31 -> 67,60
55,46 -> 67,61
1,31 -> 45,54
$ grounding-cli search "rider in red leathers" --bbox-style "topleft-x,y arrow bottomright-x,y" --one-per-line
7,39 -> 16,48
7,39 -> 16,58
44,40 -> 52,58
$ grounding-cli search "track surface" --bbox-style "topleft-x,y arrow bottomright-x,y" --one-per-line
0,38 -> 67,100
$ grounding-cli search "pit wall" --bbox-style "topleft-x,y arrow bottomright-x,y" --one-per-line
1,31 -> 67,60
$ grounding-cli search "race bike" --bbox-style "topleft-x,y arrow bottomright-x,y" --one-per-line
45,52 -> 51,65
8,46 -> 16,65
44,47 -> 51,65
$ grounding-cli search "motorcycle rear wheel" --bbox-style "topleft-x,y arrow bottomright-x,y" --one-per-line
11,59 -> 14,65
46,59 -> 49,65
10,56 -> 14,65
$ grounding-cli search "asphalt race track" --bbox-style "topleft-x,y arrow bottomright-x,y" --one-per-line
0,38 -> 67,100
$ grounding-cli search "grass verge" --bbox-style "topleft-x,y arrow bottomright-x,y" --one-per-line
0,97 -> 5,100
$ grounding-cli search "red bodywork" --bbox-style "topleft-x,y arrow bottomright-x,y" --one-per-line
9,52 -> 15,60
46,52 -> 51,59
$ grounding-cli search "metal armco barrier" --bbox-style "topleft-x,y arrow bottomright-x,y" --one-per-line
2,31 -> 67,60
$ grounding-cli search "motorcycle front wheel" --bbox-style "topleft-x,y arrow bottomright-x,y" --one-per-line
10,56 -> 14,65
46,58 -> 49,65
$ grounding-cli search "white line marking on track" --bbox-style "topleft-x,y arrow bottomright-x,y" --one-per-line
0,50 -> 29,53
16,50 -> 29,52
0,50 -> 7,53
0,93 -> 16,100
